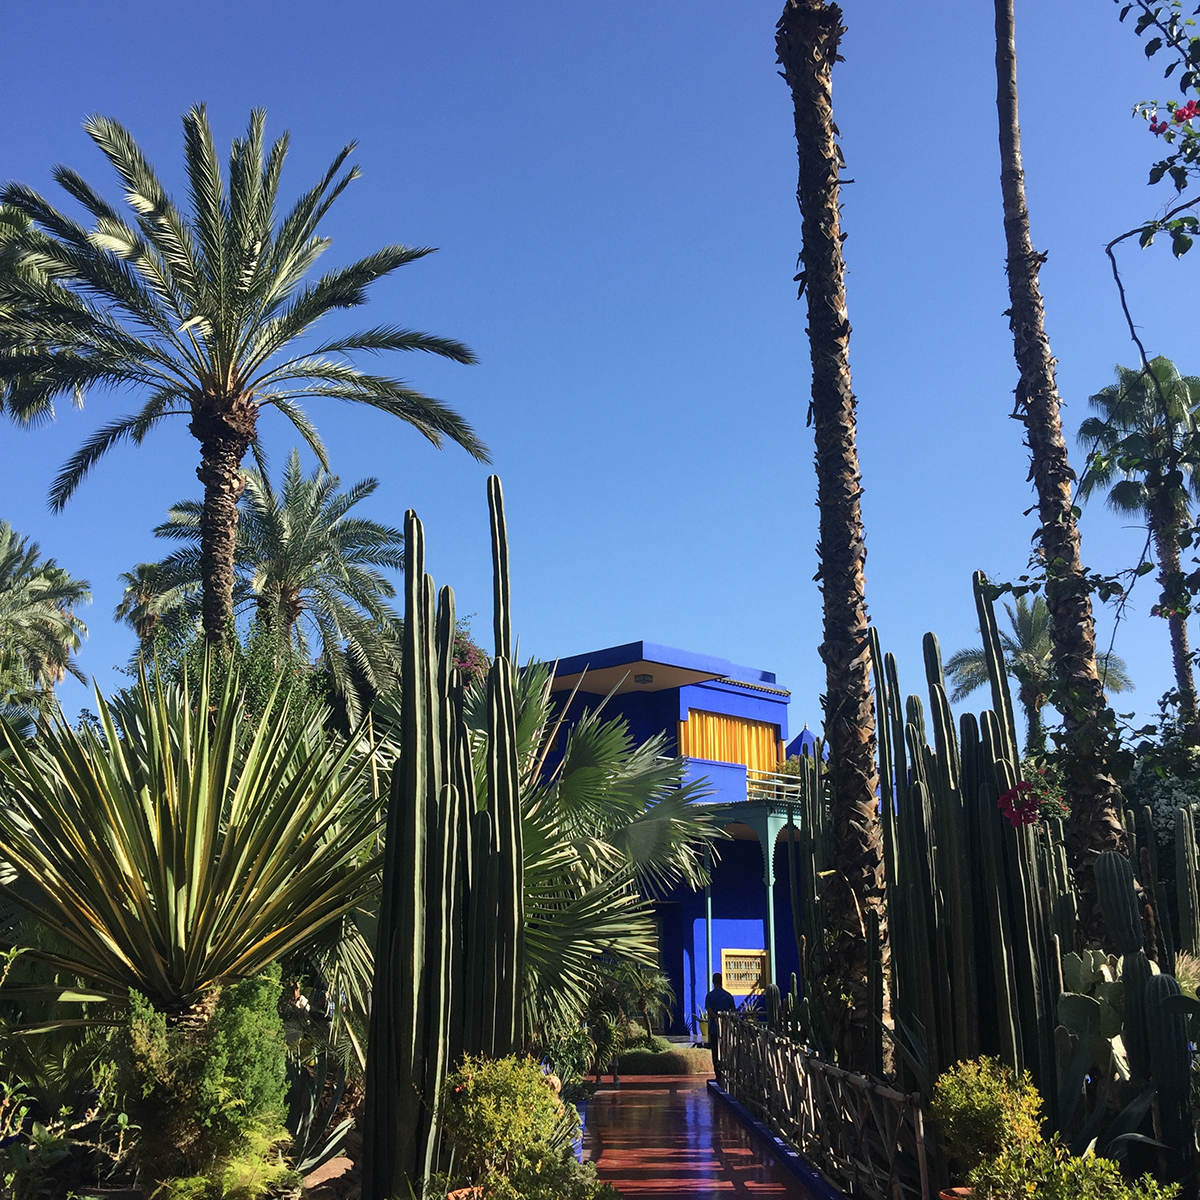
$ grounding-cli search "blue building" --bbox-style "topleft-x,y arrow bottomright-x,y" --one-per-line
548,641 -> 817,1037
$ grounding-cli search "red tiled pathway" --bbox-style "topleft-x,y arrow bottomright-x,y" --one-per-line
583,1075 -> 819,1198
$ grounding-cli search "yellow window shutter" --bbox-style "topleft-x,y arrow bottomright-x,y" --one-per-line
681,710 -> 780,772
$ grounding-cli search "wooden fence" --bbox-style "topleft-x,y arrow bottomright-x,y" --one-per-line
717,1015 -> 931,1200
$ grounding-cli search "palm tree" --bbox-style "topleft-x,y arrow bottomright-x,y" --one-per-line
947,594 -> 1133,757
114,561 -> 195,649
0,107 -> 486,645
0,205 -> 32,417
1078,357 -> 1200,724
776,0 -> 885,1072
128,448 -> 404,715
994,0 -> 1127,913
0,521 -> 90,707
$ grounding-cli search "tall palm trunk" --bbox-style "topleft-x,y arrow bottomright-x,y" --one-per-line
1016,678 -> 1048,758
777,0 -> 885,1071
994,0 -> 1126,928
190,400 -> 255,645
1149,501 -> 1198,722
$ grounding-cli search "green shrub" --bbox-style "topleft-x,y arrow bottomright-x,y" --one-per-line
441,1056 -> 570,1181
109,965 -> 291,1187
616,1047 -> 711,1075
440,1055 -> 618,1200
970,1136 -> 1178,1200
930,1057 -> 1042,1173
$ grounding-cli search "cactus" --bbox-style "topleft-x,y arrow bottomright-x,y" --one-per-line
1145,973 -> 1195,1176
363,478 -> 526,1198
854,574 -> 1070,1107
765,983 -> 782,1032
1176,806 -> 1200,958
1122,949 -> 1153,1083
1095,851 -> 1144,958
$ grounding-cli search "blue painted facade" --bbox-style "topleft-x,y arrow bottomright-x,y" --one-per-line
546,640 -> 806,1038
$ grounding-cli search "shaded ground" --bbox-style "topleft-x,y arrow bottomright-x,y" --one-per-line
583,1075 -> 818,1198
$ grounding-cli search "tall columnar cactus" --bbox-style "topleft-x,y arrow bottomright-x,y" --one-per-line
862,573 -> 1068,1104
1176,806 -> 1200,958
1145,973 -> 1195,1178
363,477 -> 526,1199
1094,851 -> 1144,958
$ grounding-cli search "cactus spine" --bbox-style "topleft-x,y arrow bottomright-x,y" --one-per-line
363,478 -> 525,1198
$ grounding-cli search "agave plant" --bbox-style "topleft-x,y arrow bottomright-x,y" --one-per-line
0,664 -> 382,1015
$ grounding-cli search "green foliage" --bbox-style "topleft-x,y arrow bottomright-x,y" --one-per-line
946,594 -> 1132,757
157,1122 -> 298,1200
130,449 -> 406,719
970,1136 -> 1178,1200
535,1022 -> 590,1089
440,1055 -> 617,1200
112,967 -> 290,1184
0,520 -> 90,709
0,661 -> 381,1014
441,1056 -> 569,1181
616,1047 -> 712,1075
930,1057 -> 1043,1174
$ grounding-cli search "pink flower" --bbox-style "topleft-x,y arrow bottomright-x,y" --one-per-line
998,780 -> 1038,828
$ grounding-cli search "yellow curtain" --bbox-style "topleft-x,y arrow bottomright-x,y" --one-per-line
677,709 -> 781,772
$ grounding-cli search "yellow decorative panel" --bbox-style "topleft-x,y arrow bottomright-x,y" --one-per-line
721,948 -> 767,996
678,710 -> 781,772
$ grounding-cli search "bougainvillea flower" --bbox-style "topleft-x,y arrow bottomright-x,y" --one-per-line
998,780 -> 1038,828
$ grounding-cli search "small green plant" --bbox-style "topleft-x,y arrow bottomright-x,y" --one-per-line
970,1136 -> 1178,1200
109,966 -> 291,1186
930,1057 -> 1043,1174
440,1055 -> 618,1200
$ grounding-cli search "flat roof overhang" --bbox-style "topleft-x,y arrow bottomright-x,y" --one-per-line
551,658 -> 721,695
549,639 -> 786,696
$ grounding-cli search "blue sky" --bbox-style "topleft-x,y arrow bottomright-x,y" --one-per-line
0,1 -> 1195,733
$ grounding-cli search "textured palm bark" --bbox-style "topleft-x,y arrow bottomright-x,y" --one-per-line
1016,678 -> 1048,758
1150,512 -> 1198,723
190,396 -> 256,645
777,0 -> 886,1072
994,0 -> 1126,934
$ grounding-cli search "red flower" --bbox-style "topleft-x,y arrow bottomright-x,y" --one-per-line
998,780 -> 1038,828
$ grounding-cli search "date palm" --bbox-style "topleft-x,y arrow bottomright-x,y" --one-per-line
1078,357 -> 1200,724
777,0 -> 884,1072
114,561 -> 195,649
136,448 -> 404,716
994,0 -> 1126,924
0,521 -> 90,707
0,107 -> 486,644
947,594 -> 1133,757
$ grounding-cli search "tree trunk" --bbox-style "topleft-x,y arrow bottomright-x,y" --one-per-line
190,399 -> 255,645
994,0 -> 1126,935
1150,508 -> 1198,723
777,0 -> 886,1072
1016,679 -> 1047,758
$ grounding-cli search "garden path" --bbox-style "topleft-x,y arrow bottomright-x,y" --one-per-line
583,1075 -> 817,1198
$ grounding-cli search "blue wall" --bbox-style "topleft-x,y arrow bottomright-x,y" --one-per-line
661,835 -> 802,1037
678,680 -> 789,740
